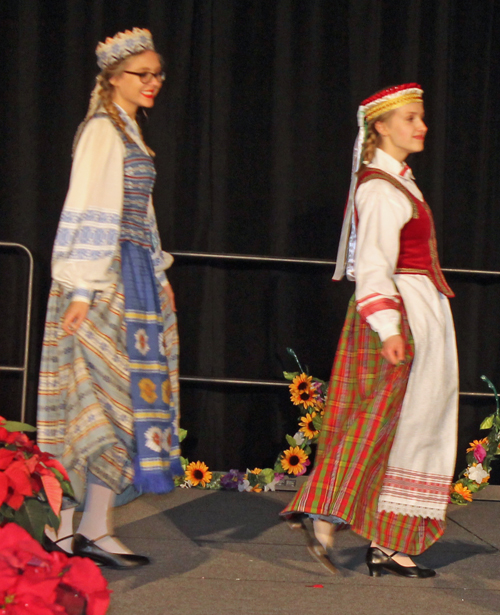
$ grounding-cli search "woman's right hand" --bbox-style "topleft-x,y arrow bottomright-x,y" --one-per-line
381,334 -> 405,365
62,301 -> 89,335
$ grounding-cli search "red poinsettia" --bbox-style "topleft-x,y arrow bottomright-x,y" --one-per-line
0,417 -> 75,543
0,524 -> 111,615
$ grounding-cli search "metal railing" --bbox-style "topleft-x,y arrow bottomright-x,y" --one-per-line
171,250 -> 500,399
0,242 -> 34,423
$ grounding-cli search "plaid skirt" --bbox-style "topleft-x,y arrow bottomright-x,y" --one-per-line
37,274 -> 179,504
282,295 -> 446,555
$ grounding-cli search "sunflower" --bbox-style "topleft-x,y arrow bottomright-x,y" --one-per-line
289,374 -> 316,409
452,483 -> 473,502
185,461 -> 213,487
138,378 -> 157,404
281,446 -> 309,476
466,438 -> 489,453
298,411 -> 319,439
250,485 -> 263,493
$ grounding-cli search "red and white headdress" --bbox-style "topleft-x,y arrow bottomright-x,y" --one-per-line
96,28 -> 155,70
332,84 -> 424,281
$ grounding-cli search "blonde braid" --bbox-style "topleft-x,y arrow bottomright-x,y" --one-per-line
357,110 -> 395,173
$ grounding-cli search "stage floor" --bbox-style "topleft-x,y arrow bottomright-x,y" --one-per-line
100,488 -> 500,615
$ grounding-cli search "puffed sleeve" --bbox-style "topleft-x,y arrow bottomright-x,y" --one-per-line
354,179 -> 413,341
51,117 -> 124,303
147,198 -> 174,288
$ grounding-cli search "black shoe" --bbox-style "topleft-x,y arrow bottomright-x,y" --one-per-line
303,519 -> 339,575
72,534 -> 150,569
366,547 -> 436,578
42,534 -> 74,555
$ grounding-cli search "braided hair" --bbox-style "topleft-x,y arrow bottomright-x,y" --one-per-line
357,110 -> 394,173
73,53 -> 156,157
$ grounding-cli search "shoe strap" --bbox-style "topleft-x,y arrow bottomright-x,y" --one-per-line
54,535 -> 74,544
87,533 -> 116,543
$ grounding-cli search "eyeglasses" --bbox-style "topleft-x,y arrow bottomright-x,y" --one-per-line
123,70 -> 166,84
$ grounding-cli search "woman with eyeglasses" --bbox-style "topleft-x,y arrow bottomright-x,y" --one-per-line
37,29 -> 181,569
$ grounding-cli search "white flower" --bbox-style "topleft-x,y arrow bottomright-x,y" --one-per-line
293,431 -> 305,445
144,426 -> 162,452
134,328 -> 150,356
264,477 -> 281,492
158,332 -> 166,356
180,479 -> 193,489
238,479 -> 252,492
468,464 -> 489,485
161,428 -> 171,451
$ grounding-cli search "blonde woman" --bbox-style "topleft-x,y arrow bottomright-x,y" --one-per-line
38,29 -> 180,568
283,84 -> 458,578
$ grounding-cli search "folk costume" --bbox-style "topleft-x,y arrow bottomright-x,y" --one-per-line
38,29 -> 181,506
282,85 -> 458,556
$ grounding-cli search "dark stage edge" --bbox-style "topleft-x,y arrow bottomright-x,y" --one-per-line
96,488 -> 500,615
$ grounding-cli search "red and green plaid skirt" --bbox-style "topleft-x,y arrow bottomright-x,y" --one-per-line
282,295 -> 446,555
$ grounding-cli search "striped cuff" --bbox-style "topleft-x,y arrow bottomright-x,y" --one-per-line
356,293 -> 401,320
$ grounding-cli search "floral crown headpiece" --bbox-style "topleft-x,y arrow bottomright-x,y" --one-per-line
96,28 -> 155,69
332,83 -> 424,283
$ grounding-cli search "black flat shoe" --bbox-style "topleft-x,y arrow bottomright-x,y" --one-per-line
302,519 -> 339,575
72,534 -> 150,569
366,547 -> 436,578
42,534 -> 74,555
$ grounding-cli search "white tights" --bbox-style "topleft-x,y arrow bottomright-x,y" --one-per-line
46,482 -> 132,554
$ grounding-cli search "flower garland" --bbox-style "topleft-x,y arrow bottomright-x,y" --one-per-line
175,349 -> 326,491
0,417 -> 75,542
0,522 -> 110,615
451,375 -> 500,504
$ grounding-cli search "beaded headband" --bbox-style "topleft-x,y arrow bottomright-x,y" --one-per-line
332,83 -> 424,282
96,28 -> 155,69
360,83 -> 423,123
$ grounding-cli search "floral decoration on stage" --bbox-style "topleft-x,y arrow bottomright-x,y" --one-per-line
0,417 -> 75,543
451,375 -> 500,505
174,348 -> 327,491
0,522 -> 110,615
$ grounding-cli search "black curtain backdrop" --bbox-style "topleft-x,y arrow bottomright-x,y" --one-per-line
1,1 -> 499,475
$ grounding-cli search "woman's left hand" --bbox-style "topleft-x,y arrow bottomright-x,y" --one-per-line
164,282 -> 176,312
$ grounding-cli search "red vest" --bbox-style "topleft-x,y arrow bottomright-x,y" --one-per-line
356,168 -> 454,298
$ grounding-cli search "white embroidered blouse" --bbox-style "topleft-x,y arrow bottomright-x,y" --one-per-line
51,104 -> 172,304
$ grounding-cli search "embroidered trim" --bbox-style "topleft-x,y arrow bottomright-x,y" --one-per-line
421,200 -> 454,298
377,466 -> 451,519
357,297 -> 401,320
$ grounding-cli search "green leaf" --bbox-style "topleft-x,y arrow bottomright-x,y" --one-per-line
46,506 -> 61,532
259,468 -> 275,484
312,414 -> 323,430
3,420 -> 36,433
14,498 -> 50,542
179,428 -> 188,443
0,503 -> 15,521
303,445 -> 312,456
49,467 -> 64,482
283,371 -> 299,381
180,456 -> 188,470
285,434 -> 297,447
60,480 -> 75,499
480,415 -> 494,430
247,473 -> 259,487
274,460 -> 284,473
